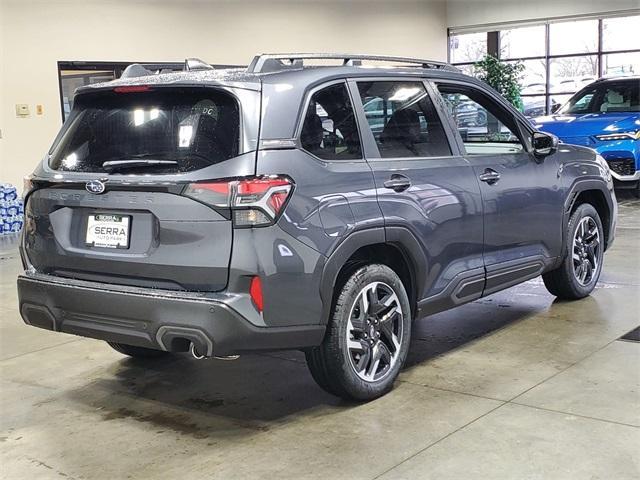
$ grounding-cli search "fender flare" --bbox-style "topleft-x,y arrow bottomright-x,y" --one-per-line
563,178 -> 615,251
318,226 -> 429,324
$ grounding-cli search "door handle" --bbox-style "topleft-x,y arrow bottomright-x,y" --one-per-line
479,168 -> 501,184
383,174 -> 411,192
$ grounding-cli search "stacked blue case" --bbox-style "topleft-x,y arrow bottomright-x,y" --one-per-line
0,184 -> 24,234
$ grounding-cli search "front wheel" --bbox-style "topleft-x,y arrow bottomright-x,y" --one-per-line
542,203 -> 604,300
306,264 -> 411,401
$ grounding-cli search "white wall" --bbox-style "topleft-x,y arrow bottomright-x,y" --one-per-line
447,0 -> 639,29
0,0 -> 448,191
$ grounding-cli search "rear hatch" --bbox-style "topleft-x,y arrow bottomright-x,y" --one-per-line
23,85 -> 258,291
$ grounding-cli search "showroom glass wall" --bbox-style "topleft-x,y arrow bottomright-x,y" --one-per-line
448,13 -> 640,116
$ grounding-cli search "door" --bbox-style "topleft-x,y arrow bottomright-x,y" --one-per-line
349,79 -> 485,314
435,82 -> 564,294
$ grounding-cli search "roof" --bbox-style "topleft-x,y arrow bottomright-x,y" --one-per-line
77,68 -> 263,93
77,64 -> 472,93
73,54 -> 480,140
593,75 -> 640,83
76,53 -> 469,95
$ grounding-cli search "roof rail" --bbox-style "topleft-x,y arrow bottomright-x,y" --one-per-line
247,53 -> 459,74
120,58 -> 214,79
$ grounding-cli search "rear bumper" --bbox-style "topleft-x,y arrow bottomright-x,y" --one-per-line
17,273 -> 325,356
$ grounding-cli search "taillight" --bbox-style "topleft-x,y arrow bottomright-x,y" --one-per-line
113,86 -> 151,93
183,176 -> 293,227
249,276 -> 264,313
183,181 -> 231,208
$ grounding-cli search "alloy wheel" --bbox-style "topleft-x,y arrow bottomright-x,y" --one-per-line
572,216 -> 601,286
346,282 -> 404,382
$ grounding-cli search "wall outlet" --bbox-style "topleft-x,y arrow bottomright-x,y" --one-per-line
16,104 -> 30,117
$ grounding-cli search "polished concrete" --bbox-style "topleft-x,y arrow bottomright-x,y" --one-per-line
1,194 -> 639,480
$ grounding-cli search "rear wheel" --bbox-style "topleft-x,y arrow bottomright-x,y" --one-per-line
306,264 -> 411,401
542,203 -> 604,300
107,342 -> 170,359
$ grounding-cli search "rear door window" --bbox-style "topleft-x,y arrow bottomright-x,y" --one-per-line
357,81 -> 452,158
49,88 -> 240,173
300,83 -> 362,160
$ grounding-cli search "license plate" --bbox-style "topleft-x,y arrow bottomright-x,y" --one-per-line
86,214 -> 130,249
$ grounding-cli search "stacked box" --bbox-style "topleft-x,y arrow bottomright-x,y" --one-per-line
0,184 -> 24,234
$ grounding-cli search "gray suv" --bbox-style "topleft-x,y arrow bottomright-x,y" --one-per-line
18,54 -> 617,401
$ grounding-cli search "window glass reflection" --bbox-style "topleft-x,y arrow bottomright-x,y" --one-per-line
500,25 -> 545,59
549,56 -> 598,93
60,70 -> 115,120
603,52 -> 640,76
521,96 -> 550,118
549,19 -> 598,55
358,81 -> 452,158
603,16 -> 640,51
449,32 -> 487,63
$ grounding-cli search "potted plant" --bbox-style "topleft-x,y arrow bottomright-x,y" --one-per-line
474,55 -> 524,111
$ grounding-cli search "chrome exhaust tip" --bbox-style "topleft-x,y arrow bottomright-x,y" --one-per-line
189,342 -> 238,361
189,342 -> 207,360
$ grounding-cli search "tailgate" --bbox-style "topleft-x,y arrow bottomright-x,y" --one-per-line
23,187 -> 231,291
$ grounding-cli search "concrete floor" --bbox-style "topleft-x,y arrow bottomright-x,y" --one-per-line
1,194 -> 639,480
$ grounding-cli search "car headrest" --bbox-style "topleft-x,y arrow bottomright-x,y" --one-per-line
606,90 -> 625,104
381,108 -> 420,144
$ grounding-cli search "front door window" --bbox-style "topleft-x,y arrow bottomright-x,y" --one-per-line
438,85 -> 526,155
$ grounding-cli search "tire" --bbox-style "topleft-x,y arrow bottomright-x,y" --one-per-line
305,264 -> 411,401
107,342 -> 170,359
542,203 -> 604,300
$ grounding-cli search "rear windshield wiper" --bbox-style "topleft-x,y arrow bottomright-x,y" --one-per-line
102,159 -> 178,172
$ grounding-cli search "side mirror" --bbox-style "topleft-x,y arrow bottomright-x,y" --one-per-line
551,103 -> 561,113
532,132 -> 558,158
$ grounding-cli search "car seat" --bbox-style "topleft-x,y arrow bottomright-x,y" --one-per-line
380,108 -> 421,155
601,90 -> 630,112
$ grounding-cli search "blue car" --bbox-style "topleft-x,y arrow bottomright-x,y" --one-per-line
534,76 -> 640,196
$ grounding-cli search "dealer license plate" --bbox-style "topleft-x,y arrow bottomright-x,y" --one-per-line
86,214 -> 130,249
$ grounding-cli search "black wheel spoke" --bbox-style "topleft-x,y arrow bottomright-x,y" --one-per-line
350,296 -> 368,332
583,259 -> 593,281
354,346 -> 371,373
377,342 -> 392,367
379,312 -> 401,352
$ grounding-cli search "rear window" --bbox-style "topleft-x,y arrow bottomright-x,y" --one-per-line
49,88 -> 240,173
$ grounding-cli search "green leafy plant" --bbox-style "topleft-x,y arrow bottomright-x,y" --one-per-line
473,55 -> 525,111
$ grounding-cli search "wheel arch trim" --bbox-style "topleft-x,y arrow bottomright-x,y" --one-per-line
563,179 -> 615,251
318,226 -> 429,325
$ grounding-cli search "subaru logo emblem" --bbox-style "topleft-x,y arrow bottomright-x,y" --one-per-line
86,180 -> 106,194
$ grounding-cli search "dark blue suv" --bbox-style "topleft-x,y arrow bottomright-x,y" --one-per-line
18,54 -> 617,400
